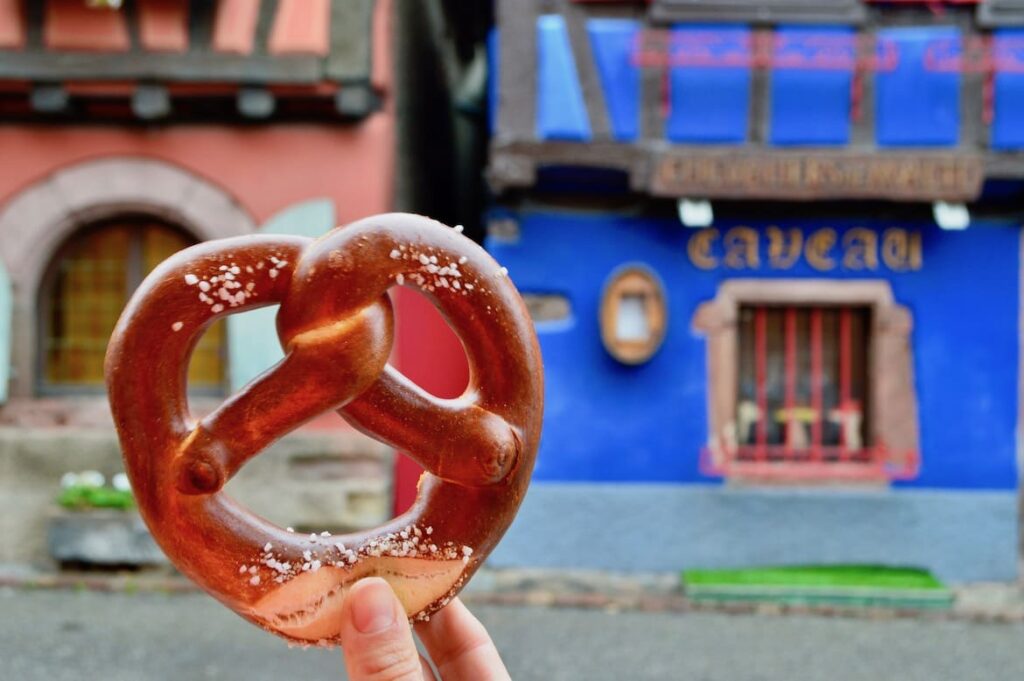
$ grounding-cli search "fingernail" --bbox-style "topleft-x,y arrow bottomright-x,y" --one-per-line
351,579 -> 398,634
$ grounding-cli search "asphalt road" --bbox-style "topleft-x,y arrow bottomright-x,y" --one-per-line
3,588 -> 1023,680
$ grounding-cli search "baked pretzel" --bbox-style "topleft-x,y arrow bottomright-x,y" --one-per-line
105,213 -> 543,645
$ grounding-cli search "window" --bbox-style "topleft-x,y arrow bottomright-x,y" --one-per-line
736,305 -> 871,465
41,218 -> 225,393
600,266 -> 667,365
693,280 -> 919,483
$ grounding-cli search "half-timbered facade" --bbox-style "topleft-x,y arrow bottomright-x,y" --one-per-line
0,0 -> 487,568
486,0 -> 1023,581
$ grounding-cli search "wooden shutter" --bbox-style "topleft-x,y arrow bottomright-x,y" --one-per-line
226,199 -> 335,391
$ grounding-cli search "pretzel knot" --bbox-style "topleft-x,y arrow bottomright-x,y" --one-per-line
105,213 -> 543,645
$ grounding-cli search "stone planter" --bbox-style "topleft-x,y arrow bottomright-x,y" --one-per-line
48,509 -> 168,567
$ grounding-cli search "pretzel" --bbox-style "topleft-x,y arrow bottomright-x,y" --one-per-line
105,213 -> 543,645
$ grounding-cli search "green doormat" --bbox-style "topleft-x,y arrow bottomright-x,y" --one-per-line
682,565 -> 954,610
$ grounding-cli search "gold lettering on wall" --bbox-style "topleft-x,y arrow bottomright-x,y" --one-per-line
686,227 -> 924,272
805,228 -> 837,271
881,228 -> 924,272
910,231 -> 923,270
767,227 -> 802,269
723,227 -> 759,269
687,228 -> 719,270
841,228 -> 879,270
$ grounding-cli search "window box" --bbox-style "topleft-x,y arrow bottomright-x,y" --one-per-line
47,508 -> 168,567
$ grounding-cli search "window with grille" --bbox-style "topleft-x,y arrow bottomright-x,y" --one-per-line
40,218 -> 225,393
735,305 -> 873,469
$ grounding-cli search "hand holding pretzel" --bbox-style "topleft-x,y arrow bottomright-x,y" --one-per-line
105,213 -> 543,646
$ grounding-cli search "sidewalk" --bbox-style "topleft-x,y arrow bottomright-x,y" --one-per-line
3,563 -> 1023,623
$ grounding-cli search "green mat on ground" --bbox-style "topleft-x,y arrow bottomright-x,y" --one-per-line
682,565 -> 953,610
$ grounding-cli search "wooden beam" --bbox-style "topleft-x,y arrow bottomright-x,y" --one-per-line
488,140 -> 994,201
649,0 -> 866,25
269,0 -> 330,56
0,50 -> 323,84
137,0 -> 189,53
44,0 -> 130,52
325,0 -> 373,82
496,0 -> 540,140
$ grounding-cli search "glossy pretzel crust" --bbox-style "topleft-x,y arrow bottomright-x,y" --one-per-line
105,213 -> 543,646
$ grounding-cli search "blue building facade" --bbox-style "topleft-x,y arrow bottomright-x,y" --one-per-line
487,0 -> 1024,581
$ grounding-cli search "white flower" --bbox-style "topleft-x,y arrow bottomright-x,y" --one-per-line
79,471 -> 105,488
60,472 -> 80,489
112,473 -> 131,492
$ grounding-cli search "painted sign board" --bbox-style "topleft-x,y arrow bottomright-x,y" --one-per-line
650,151 -> 985,201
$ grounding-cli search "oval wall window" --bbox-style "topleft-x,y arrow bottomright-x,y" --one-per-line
599,265 -> 667,365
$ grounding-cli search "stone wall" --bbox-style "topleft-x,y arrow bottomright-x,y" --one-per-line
0,423 -> 393,568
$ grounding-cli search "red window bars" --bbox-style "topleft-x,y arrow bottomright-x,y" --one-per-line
703,305 -> 914,482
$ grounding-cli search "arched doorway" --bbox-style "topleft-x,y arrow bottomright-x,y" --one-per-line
38,216 -> 226,394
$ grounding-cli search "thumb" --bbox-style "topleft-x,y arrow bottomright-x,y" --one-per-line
339,577 -> 425,681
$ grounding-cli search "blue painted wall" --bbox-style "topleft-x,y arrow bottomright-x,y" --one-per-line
665,25 -> 751,144
769,26 -> 853,146
487,212 -> 1020,491
992,29 -> 1024,150
875,26 -> 962,147
536,15 -> 592,141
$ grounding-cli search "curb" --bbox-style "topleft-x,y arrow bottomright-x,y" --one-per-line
3,568 -> 1023,624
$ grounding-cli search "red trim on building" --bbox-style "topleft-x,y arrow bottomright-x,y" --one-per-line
212,0 -> 260,55
809,308 -> 823,462
64,81 -> 136,96
0,0 -> 25,50
783,306 -> 797,456
45,0 -> 130,53
391,287 -> 470,515
137,0 -> 190,53
754,307 -> 768,459
372,0 -> 393,92
268,0 -> 331,56
700,448 -> 919,483
838,308 -> 852,454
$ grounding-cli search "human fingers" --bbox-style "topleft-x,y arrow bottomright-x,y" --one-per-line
419,654 -> 439,681
339,577 -> 425,681
415,598 -> 510,681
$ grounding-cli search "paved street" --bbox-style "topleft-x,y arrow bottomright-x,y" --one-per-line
3,587 -> 1023,680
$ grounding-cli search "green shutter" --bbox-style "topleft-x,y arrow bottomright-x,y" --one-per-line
227,199 -> 336,392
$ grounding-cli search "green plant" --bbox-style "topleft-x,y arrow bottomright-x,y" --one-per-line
57,484 -> 135,511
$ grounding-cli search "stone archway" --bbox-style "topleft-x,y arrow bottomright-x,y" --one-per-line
0,156 -> 256,399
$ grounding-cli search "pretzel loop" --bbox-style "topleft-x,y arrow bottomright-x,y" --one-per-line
173,293 -> 394,495
271,214 -> 534,488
